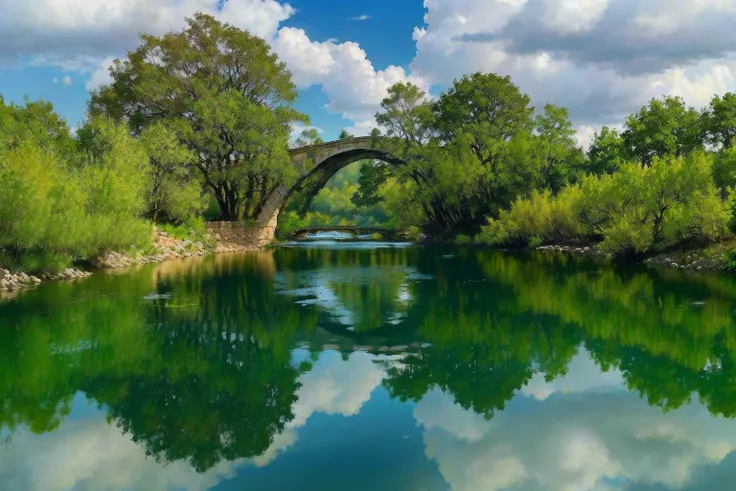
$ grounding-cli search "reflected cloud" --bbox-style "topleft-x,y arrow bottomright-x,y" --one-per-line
413,349 -> 736,491
0,409 -> 243,491
275,266 -> 424,329
521,347 -> 624,401
0,352 -> 402,490
254,351 -> 402,466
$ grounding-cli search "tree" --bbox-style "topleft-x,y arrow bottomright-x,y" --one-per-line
138,122 -> 206,222
375,82 -> 434,145
293,128 -> 323,147
703,92 -> 736,150
0,96 -> 74,157
338,129 -> 354,140
89,13 -> 307,221
621,96 -> 703,165
433,72 -> 533,166
531,104 -> 584,192
587,126 -> 626,175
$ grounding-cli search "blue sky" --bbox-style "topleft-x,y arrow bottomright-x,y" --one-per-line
0,0 -> 426,140
1,0 -> 735,146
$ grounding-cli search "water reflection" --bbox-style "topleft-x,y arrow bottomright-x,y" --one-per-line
3,246 -> 736,489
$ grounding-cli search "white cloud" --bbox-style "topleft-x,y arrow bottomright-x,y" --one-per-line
0,407 -> 244,491
6,0 -> 736,137
351,15 -> 371,21
0,0 -> 294,76
62,75 -> 72,86
52,77 -> 58,84
273,30 -> 430,133
409,0 -> 736,130
413,348 -> 736,491
85,57 -> 115,91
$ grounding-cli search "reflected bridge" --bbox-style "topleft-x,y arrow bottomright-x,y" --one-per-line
289,226 -> 400,240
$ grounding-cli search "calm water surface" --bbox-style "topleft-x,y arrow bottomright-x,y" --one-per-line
2,242 -> 736,490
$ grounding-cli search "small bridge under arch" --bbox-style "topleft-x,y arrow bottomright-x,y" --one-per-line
288,226 -> 400,240
252,136 -> 406,244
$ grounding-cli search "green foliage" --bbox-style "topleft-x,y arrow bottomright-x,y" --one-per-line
0,107 -> 149,273
480,152 -> 731,255
703,92 -> 736,150
478,188 -> 583,246
587,126 -> 625,175
404,225 -> 423,242
455,234 -> 473,246
0,96 -> 75,156
293,128 -> 323,147
139,122 -> 205,223
369,75 -> 583,236
621,96 -> 703,165
375,82 -> 435,144
351,163 -> 390,208
90,13 -> 306,221
721,249 -> 736,271
338,129 -> 354,140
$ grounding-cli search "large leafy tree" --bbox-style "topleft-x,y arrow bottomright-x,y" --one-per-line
433,72 -> 533,167
703,92 -> 736,150
621,96 -> 704,165
587,126 -> 626,175
89,13 -> 307,221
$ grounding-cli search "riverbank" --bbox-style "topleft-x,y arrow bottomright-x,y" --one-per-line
1,223 -> 262,294
533,240 -> 736,273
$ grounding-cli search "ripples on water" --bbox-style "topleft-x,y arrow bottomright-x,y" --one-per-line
1,243 -> 736,490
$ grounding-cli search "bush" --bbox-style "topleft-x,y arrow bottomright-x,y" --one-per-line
722,249 -> 736,271
0,114 -> 150,273
455,234 -> 473,246
477,188 -> 584,246
478,152 -> 731,255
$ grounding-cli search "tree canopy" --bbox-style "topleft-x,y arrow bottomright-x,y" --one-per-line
89,13 -> 307,221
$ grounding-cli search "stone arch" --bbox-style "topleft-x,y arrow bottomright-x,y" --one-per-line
252,137 -> 405,243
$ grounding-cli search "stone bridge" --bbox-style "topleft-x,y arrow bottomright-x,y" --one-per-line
288,226 -> 399,240
251,136 -> 405,245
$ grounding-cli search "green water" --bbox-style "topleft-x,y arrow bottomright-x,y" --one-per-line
3,242 -> 736,490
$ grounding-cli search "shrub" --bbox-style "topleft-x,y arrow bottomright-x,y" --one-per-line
0,116 -> 150,273
455,234 -> 473,246
478,152 -> 731,255
722,249 -> 736,271
477,188 -> 584,246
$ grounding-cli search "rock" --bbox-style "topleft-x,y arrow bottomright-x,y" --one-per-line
30,276 -> 41,283
671,263 -> 679,268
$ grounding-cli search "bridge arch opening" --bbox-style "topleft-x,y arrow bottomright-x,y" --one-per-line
254,137 -> 407,241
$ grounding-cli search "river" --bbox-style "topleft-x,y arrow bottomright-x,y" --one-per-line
2,241 -> 736,490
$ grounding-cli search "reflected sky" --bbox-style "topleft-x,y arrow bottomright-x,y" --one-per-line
3,347 -> 736,490
4,247 -> 736,490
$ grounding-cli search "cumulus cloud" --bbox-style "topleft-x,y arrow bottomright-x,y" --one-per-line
62,75 -> 72,86
0,0 -> 292,65
351,15 -> 371,21
6,0 -> 736,138
410,0 -> 736,131
273,29 -> 430,134
413,348 -> 736,491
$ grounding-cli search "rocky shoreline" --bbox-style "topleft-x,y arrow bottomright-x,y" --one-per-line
535,244 -> 727,272
1,228 -> 259,294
